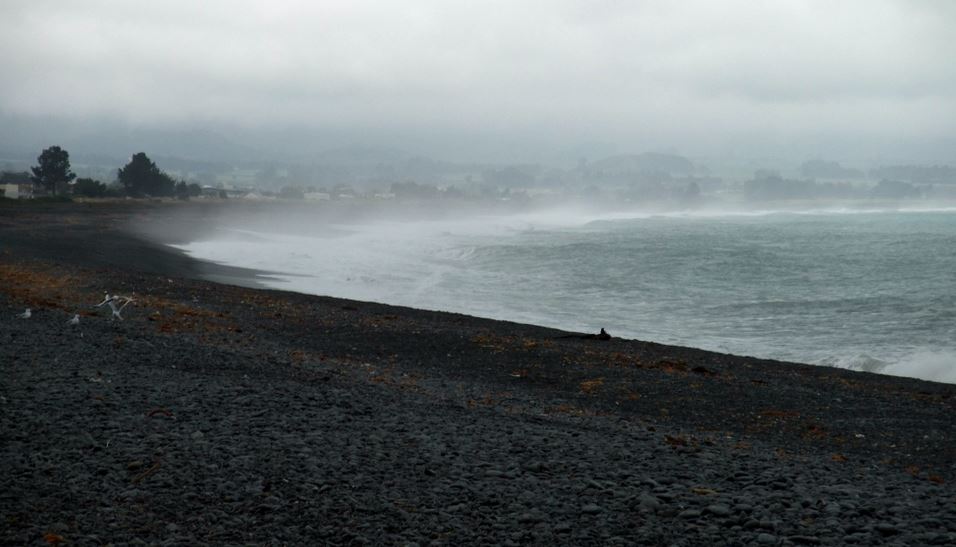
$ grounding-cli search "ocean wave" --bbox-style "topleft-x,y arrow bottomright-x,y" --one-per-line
818,350 -> 956,384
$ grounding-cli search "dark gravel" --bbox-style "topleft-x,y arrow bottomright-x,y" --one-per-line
1,202 -> 954,546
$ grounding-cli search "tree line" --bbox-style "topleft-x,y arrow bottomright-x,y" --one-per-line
8,146 -> 203,199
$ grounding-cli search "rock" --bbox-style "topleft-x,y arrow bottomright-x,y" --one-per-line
581,504 -> 602,515
679,509 -> 702,519
523,461 -> 547,473
756,533 -> 778,544
636,494 -> 661,513
706,504 -> 732,517
844,532 -> 870,543
788,536 -> 821,545
875,523 -> 900,535
554,522 -> 572,533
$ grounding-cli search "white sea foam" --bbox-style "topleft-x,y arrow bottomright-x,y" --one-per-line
881,350 -> 956,384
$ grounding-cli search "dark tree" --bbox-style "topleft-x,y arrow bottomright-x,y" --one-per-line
73,177 -> 108,197
31,146 -> 76,196
118,153 -> 176,197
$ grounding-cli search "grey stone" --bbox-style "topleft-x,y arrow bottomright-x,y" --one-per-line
706,504 -> 732,517
756,533 -> 778,544
788,536 -> 821,545
875,523 -> 900,535
554,522 -> 572,533
637,494 -> 661,512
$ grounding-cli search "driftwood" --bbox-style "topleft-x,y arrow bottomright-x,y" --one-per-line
557,328 -> 612,341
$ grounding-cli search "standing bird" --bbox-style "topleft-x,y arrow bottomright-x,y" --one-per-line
67,314 -> 80,326
17,308 -> 31,319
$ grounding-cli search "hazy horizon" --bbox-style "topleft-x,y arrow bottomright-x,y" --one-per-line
2,1 -> 955,167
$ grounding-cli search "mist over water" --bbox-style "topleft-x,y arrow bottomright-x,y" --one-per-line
172,206 -> 956,384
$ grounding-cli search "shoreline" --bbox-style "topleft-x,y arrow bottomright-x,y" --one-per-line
146,199 -> 955,384
2,201 -> 954,545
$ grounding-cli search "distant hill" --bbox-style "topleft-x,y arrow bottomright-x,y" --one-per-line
310,145 -> 412,166
585,153 -> 695,176
870,164 -> 956,185
799,160 -> 864,180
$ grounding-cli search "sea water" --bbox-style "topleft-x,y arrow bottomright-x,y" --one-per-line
172,207 -> 956,384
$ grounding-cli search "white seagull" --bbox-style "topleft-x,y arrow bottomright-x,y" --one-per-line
67,314 -> 80,325
18,308 -> 31,319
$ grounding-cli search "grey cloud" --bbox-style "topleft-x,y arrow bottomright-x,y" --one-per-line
0,0 -> 953,161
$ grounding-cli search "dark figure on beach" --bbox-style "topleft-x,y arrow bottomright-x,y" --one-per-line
558,328 -> 612,341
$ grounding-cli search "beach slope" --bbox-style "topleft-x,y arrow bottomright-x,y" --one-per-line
2,202 -> 954,545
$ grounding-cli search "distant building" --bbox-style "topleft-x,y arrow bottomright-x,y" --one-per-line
0,171 -> 34,199
304,192 -> 331,201
1,182 -> 34,199
200,185 -> 225,198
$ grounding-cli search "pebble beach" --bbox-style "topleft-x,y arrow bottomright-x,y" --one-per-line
2,202 -> 954,546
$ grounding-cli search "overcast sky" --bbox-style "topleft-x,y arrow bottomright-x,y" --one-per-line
1,0 -> 954,163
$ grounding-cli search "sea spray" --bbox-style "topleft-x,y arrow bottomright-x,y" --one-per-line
172,208 -> 956,384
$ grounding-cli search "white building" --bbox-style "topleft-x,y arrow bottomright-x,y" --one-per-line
1,183 -> 34,199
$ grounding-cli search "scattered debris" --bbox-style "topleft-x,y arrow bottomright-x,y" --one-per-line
42,533 -> 65,545
146,408 -> 175,418
94,293 -> 136,320
579,377 -> 605,394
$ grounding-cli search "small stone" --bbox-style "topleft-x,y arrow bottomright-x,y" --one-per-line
679,509 -> 702,519
191,431 -> 204,440
756,533 -> 778,544
706,504 -> 732,517
637,494 -> 661,513
788,536 -> 821,545
875,523 -> 900,535
581,504 -> 602,515
523,461 -> 547,472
